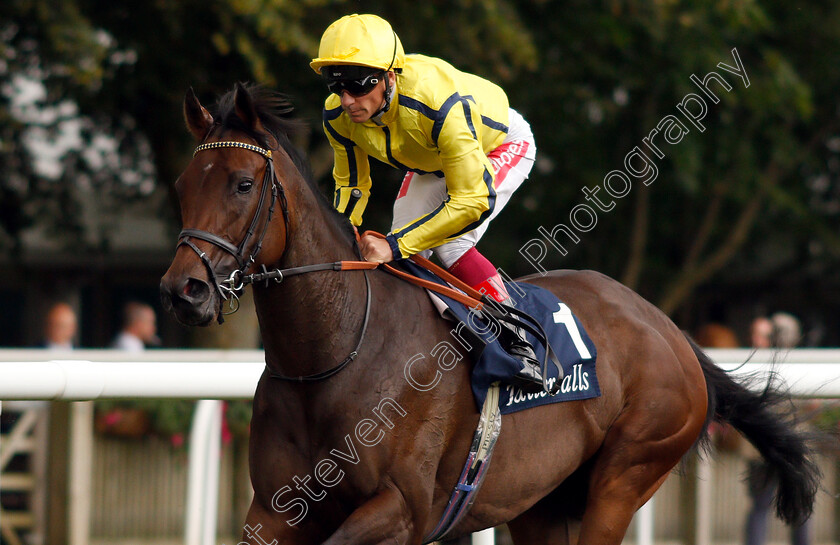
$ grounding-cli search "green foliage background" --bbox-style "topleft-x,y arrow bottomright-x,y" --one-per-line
3,0 -> 840,326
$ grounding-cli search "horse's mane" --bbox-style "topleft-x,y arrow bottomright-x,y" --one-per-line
213,84 -> 356,242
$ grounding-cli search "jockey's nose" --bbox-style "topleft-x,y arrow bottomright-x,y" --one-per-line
340,91 -> 356,107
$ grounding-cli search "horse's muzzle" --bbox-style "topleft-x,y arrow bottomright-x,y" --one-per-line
160,273 -> 217,327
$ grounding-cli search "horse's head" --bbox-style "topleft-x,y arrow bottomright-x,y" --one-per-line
160,83 -> 295,326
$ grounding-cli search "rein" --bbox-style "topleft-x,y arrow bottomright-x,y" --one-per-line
176,138 -> 506,384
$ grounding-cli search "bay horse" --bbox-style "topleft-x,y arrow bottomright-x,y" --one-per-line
160,83 -> 819,545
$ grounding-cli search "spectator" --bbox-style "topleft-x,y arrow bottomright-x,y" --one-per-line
744,312 -> 811,545
40,302 -> 78,350
749,316 -> 773,349
694,323 -> 739,348
111,302 -> 159,352
770,312 -> 802,349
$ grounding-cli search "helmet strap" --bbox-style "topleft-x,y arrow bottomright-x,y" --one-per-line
371,72 -> 396,125
371,31 -> 400,123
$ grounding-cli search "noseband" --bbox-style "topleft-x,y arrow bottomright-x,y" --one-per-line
174,137 -> 376,384
176,140 -> 290,323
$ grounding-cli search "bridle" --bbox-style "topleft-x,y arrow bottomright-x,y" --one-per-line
177,140 -> 290,321
174,139 -> 558,390
175,139 -> 373,383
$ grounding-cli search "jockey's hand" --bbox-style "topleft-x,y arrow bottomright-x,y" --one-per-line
359,233 -> 394,263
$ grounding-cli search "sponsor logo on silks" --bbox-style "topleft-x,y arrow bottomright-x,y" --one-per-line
489,141 -> 524,172
504,363 -> 591,408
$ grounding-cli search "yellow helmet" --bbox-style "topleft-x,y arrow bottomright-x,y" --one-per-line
310,14 -> 405,74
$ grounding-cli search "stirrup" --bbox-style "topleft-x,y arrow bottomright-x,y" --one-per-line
505,333 -> 545,391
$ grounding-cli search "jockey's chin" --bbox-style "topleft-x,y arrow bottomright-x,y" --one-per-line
345,107 -> 372,123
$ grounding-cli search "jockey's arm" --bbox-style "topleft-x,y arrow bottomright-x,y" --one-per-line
386,102 -> 496,260
324,119 -> 372,227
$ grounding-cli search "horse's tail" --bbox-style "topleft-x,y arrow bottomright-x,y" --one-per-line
685,334 -> 820,526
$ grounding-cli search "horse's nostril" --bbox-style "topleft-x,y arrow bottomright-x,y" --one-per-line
183,277 -> 210,302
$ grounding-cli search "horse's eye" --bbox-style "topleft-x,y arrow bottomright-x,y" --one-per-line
237,179 -> 254,193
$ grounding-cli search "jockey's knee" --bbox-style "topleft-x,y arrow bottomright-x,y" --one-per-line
434,238 -> 477,269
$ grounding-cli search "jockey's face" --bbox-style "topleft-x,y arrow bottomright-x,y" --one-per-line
340,71 -> 395,123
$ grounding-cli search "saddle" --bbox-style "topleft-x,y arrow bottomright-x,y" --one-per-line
383,252 -> 564,396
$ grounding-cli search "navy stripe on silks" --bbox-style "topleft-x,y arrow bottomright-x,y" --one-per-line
382,127 -> 444,177
481,115 -> 508,133
447,167 -> 497,239
383,126 -> 411,171
461,97 -> 477,140
431,93 -> 465,145
323,105 -> 344,121
398,94 -> 438,120
385,233 -> 402,260
403,92 -> 500,149
322,108 -> 359,188
325,122 -> 358,187
392,196 -> 451,240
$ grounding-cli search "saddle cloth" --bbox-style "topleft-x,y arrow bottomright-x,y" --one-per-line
398,261 -> 600,415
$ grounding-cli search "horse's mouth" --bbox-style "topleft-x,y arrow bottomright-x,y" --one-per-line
172,305 -> 217,327
160,277 -> 219,327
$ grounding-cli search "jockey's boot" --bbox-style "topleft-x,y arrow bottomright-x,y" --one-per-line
447,248 -> 544,391
475,276 -> 545,392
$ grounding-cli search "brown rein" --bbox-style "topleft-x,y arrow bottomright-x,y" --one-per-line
364,231 -> 488,310
179,138 -> 487,382
235,230 -> 488,311
237,231 -> 486,384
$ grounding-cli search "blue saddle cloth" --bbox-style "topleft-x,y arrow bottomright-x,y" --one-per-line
399,261 -> 600,415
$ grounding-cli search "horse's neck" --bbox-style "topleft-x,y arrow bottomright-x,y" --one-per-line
254,181 -> 366,377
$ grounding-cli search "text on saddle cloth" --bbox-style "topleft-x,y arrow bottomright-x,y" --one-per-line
398,260 -> 600,415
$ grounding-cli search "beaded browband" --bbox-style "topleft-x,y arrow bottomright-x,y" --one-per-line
193,141 -> 272,159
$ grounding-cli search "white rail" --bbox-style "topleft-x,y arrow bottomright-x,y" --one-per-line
2,349 -> 840,399
1,348 -> 838,545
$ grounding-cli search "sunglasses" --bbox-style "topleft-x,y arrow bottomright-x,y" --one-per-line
326,72 -> 384,97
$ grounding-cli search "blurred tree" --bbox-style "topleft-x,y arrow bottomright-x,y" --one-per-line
507,0 -> 840,317
2,0 -> 839,322
0,0 -> 535,251
0,0 -> 156,251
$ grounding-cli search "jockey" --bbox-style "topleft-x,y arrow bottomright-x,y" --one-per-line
311,14 -> 542,389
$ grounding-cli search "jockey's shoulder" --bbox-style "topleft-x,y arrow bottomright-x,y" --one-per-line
323,94 -> 343,116
399,54 -> 468,105
399,54 -> 507,111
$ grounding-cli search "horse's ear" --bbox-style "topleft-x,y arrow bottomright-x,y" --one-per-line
233,82 -> 260,131
184,87 -> 213,141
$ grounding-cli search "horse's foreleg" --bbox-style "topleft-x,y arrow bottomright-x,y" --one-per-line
241,499 -> 313,544
507,499 -> 579,545
321,487 -> 414,545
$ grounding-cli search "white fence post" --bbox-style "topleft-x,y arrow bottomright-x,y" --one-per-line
68,401 -> 94,545
202,401 -> 222,545
1,399 -> 3,536
472,527 -> 495,545
185,400 -> 223,545
636,498 -> 654,545
695,454 -> 713,545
